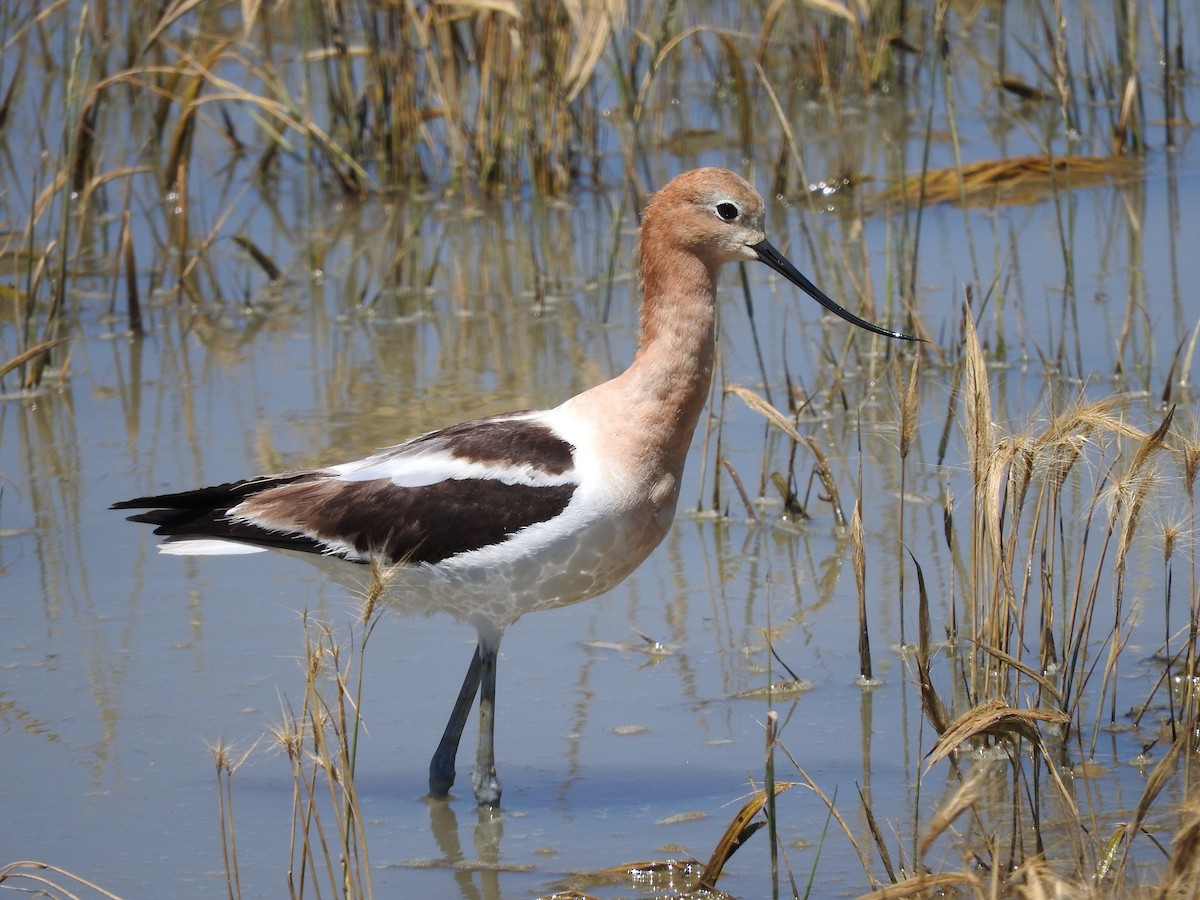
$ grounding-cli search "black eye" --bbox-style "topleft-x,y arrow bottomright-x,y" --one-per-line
715,202 -> 739,221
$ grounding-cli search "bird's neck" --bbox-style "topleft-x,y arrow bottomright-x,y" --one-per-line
602,247 -> 719,473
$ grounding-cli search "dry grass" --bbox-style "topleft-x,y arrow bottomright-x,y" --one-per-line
0,0 -> 1168,387
1,0 -> 632,390
0,860 -> 126,899
877,155 -> 1141,209
214,568 -> 388,899
823,302 -> 1200,897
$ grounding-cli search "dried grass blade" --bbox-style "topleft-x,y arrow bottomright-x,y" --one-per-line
908,547 -> 931,661
164,44 -> 232,192
925,698 -> 1075,814
880,154 -> 1138,208
1116,734 -> 1184,878
0,337 -> 70,381
907,548 -> 950,735
969,641 -> 1061,702
698,783 -> 792,889
917,770 -> 985,860
852,501 -> 872,679
70,98 -> 98,193
854,871 -> 979,899
805,437 -> 846,527
240,0 -> 263,40
716,32 -> 752,154
727,384 -> 803,442
925,698 -> 1067,771
0,62 -> 18,130
727,385 -> 846,525
0,861 -> 125,899
799,0 -> 855,23
720,457 -> 758,521
1179,317 -> 1200,390
1128,405 -> 1175,474
561,0 -> 625,102
121,206 -> 143,335
960,299 -> 993,484
141,0 -> 211,57
233,235 -> 283,282
913,653 -> 949,737
857,783 -> 896,883
1156,785 -> 1200,895
434,0 -> 521,15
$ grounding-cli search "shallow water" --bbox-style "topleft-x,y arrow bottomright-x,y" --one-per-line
4,4 -> 1200,898
4,186 -> 1196,896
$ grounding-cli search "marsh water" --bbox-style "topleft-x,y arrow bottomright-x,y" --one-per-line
3,4 -> 1200,898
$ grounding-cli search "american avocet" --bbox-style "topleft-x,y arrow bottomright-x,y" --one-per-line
114,168 -> 917,806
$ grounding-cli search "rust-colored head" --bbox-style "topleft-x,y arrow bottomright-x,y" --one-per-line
641,168 -> 920,341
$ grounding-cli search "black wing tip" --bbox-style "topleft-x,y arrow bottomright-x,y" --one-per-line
116,505 -> 235,537
112,472 -> 317,515
117,501 -> 334,556
121,509 -> 174,527
112,497 -> 158,511
113,483 -> 349,559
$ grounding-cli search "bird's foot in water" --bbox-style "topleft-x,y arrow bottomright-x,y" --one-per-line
472,766 -> 501,807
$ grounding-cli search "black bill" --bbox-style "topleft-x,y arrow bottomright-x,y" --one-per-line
751,239 -> 920,342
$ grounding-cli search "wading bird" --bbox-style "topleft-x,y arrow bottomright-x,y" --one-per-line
114,168 -> 917,806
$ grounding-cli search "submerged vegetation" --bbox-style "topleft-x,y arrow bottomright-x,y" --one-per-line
2,0 -> 1199,897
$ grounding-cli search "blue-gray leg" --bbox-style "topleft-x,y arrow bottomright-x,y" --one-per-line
471,644 -> 501,806
429,645 -> 483,797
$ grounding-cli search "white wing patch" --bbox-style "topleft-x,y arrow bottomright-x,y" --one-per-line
326,414 -> 577,489
329,450 -> 575,488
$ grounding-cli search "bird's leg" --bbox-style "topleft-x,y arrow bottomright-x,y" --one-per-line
471,643 -> 501,806
429,645 -> 483,797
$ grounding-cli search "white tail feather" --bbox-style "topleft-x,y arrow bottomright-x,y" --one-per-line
159,539 -> 268,556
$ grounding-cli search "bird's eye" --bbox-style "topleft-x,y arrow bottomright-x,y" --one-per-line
715,202 -> 739,221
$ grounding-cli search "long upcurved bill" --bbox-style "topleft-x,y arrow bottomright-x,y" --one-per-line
751,239 -> 920,342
